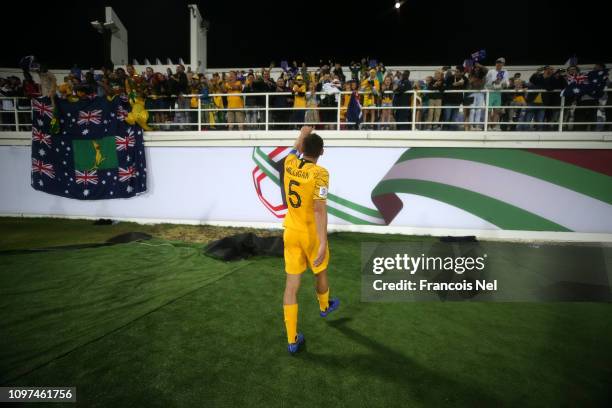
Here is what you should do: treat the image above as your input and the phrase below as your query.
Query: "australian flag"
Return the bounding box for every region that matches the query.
[346,91,362,127]
[30,96,147,200]
[470,49,486,62]
[463,49,486,73]
[562,67,610,99]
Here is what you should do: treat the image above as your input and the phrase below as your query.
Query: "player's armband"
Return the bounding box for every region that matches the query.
[313,168,329,200]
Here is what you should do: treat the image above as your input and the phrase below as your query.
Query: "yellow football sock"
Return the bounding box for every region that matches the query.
[317,289,329,312]
[283,303,298,344]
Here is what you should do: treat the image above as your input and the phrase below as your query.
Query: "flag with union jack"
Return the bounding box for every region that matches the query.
[115,129,135,151]
[562,67,610,99]
[77,109,103,126]
[31,95,147,199]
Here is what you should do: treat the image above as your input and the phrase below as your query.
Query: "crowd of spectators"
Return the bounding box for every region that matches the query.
[1,57,610,131]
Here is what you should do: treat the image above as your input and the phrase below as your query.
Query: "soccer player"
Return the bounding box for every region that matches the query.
[282,126,340,355]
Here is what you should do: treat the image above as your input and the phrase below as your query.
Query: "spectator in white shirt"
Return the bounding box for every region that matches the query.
[485,57,510,130]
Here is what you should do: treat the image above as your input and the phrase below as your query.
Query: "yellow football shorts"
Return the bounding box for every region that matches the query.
[283,227,330,275]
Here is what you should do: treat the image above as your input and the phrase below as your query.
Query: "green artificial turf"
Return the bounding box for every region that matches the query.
[0,217,611,407]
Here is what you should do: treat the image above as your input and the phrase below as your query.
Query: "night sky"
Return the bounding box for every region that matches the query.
[2,0,610,69]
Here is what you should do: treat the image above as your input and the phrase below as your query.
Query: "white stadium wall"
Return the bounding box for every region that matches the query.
[2,143,612,242]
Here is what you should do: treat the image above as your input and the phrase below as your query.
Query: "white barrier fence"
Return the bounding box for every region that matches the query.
[1,88,610,133]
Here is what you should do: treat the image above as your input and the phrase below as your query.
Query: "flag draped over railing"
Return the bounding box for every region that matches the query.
[30,96,147,199]
[346,91,362,126]
[562,68,610,99]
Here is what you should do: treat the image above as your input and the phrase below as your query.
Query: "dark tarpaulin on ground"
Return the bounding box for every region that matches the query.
[203,233,283,261]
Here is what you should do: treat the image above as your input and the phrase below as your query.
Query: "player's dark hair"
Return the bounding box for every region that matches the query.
[302,133,324,158]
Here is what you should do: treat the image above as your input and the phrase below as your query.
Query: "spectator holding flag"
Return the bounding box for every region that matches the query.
[485,57,510,130]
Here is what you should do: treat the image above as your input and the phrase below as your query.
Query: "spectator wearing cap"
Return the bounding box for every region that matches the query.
[443,66,468,130]
[360,69,380,128]
[291,74,307,127]
[484,57,510,130]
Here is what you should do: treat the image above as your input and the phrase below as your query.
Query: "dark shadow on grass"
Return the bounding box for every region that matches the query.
[301,317,502,406]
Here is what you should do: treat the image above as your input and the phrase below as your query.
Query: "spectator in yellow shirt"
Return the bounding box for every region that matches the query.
[291,75,307,127]
[340,82,352,123]
[360,69,380,126]
[224,71,245,130]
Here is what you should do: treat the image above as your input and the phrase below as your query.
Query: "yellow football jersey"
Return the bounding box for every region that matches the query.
[283,152,329,232]
[292,84,307,108]
[360,78,380,107]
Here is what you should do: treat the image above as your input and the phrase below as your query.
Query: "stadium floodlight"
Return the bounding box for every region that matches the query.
[103,21,119,33]
[90,20,104,33]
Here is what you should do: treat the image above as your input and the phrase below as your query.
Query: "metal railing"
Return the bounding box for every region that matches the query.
[1,88,610,132]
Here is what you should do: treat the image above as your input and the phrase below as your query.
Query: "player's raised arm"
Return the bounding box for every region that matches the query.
[293,126,313,155]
